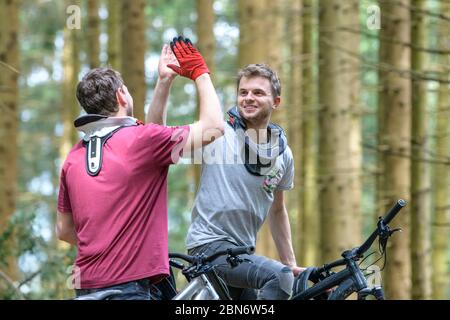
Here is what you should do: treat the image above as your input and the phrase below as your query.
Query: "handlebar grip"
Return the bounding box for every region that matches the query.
[204,245,255,263]
[169,252,194,264]
[382,199,407,224]
[227,246,255,256]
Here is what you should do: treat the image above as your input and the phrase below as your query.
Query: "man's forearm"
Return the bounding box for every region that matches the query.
[269,208,297,267]
[195,73,223,130]
[146,76,174,125]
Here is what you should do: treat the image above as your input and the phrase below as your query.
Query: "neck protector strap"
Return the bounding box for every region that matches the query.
[74,114,142,176]
[226,107,287,176]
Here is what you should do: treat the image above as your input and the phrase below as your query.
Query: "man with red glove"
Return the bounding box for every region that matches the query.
[56,36,223,300]
[149,56,302,299]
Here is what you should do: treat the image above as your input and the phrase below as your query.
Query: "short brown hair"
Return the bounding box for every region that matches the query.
[76,68,124,115]
[236,64,281,98]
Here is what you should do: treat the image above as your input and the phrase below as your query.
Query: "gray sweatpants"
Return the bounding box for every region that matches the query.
[188,240,294,300]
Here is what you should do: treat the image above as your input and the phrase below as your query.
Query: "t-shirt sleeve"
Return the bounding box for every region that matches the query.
[276,147,294,190]
[140,124,190,166]
[57,166,72,213]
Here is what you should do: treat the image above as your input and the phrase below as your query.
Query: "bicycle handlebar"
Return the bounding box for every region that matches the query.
[169,252,195,264]
[356,199,406,256]
[205,246,255,263]
[169,245,255,266]
[315,199,407,274]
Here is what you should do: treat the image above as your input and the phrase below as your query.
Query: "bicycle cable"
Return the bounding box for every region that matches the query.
[359,235,390,274]
[377,234,391,271]
[360,252,385,276]
[358,251,377,268]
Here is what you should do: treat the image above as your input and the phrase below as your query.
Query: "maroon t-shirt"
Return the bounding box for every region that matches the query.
[58,123,189,289]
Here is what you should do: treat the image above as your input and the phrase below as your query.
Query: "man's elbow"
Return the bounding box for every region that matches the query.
[214,121,225,136]
[202,120,224,139]
[55,225,73,244]
[56,227,67,242]
[208,121,224,141]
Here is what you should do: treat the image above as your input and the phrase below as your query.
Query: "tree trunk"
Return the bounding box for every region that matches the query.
[87,0,100,68]
[121,0,146,121]
[300,0,319,267]
[238,0,266,67]
[195,0,216,191]
[60,4,81,163]
[378,0,412,299]
[286,0,303,264]
[238,0,283,260]
[0,0,19,282]
[318,0,362,263]
[410,0,431,300]
[431,0,450,300]
[265,0,285,127]
[107,0,121,71]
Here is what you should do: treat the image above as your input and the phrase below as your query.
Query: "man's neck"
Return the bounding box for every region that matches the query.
[115,108,128,117]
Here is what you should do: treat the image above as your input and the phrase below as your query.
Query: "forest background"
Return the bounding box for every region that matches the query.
[0,0,448,299]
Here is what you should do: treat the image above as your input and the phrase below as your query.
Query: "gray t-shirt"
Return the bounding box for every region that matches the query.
[186,123,295,249]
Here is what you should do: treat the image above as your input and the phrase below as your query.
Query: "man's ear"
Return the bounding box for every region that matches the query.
[272,96,281,110]
[116,86,127,107]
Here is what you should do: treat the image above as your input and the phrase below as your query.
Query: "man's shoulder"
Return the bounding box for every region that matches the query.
[66,141,84,158]
[60,141,85,171]
[283,145,294,161]
[131,123,189,139]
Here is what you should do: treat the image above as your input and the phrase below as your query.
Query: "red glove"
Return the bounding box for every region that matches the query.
[167,36,210,81]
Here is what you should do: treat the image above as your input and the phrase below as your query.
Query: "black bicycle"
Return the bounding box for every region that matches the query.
[291,199,407,300]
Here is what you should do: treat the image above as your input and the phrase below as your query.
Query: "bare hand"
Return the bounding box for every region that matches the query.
[292,266,307,277]
[158,44,178,80]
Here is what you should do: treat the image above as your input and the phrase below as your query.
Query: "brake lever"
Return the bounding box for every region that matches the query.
[377,217,401,240]
[226,255,253,268]
[389,227,402,236]
[226,255,241,268]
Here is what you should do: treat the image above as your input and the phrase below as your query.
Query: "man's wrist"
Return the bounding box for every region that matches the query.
[283,261,297,268]
[194,73,210,82]
[158,75,175,84]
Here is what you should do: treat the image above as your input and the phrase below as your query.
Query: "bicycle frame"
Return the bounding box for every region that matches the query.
[291,258,375,300]
[173,274,220,300]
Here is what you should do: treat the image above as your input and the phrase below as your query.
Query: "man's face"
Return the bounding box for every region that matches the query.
[237,76,279,126]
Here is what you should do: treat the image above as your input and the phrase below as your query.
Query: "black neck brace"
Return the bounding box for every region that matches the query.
[226,107,287,176]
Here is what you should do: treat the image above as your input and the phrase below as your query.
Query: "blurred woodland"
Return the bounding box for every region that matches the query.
[0,0,449,299]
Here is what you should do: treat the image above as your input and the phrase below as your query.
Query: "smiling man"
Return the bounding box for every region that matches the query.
[186,64,302,300]
[148,63,302,300]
